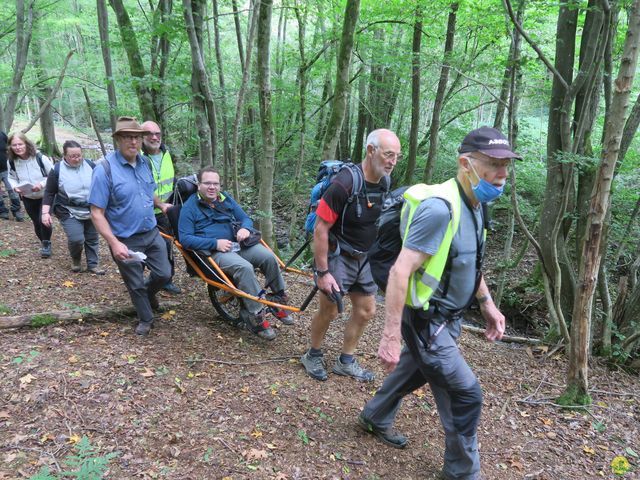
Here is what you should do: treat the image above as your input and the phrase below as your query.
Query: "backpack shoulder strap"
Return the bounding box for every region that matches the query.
[86,159,96,169]
[35,152,48,177]
[344,163,364,198]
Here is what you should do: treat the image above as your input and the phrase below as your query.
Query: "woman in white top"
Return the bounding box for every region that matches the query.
[7,132,54,257]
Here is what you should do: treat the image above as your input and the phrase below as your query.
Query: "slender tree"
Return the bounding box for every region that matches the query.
[256,0,276,246]
[566,0,640,403]
[2,0,34,132]
[97,0,118,131]
[321,0,360,160]
[404,6,423,185]
[423,2,458,183]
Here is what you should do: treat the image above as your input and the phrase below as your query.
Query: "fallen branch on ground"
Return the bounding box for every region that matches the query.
[0,302,180,329]
[462,324,541,345]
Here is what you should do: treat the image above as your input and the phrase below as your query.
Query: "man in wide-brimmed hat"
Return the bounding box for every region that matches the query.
[89,116,172,336]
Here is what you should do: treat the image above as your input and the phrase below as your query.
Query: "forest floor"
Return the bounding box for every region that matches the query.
[0,212,639,480]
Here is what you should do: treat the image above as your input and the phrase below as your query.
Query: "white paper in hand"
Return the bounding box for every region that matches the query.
[123,249,147,263]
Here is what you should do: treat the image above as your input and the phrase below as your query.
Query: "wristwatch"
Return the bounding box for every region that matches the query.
[315,268,330,277]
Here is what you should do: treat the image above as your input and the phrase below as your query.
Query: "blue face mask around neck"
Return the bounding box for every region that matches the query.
[469,160,504,203]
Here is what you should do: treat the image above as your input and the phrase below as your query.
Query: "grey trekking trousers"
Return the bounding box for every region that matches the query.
[362,306,482,480]
[212,243,286,315]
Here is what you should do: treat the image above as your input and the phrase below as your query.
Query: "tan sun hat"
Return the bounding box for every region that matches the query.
[113,116,147,137]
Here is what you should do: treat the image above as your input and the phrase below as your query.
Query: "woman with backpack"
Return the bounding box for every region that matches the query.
[41,140,104,274]
[7,132,54,257]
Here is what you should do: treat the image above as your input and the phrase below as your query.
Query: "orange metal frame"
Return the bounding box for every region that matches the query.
[160,232,313,313]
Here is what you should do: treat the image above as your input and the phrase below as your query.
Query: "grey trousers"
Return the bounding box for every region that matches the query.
[60,216,100,268]
[113,229,171,324]
[212,243,285,315]
[362,307,482,480]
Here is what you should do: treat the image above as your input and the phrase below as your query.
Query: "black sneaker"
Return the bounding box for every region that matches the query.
[40,240,52,258]
[300,350,328,381]
[357,414,407,449]
[162,282,182,294]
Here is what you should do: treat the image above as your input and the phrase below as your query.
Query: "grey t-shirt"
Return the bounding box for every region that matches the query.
[402,196,484,311]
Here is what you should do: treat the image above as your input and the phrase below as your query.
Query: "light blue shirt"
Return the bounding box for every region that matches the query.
[89,150,157,238]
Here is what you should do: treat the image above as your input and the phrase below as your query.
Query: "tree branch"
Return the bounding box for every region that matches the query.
[21,49,75,134]
[502,0,568,90]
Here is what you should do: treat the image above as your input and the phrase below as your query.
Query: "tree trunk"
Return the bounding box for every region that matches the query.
[256,0,276,246]
[404,8,422,185]
[97,0,118,131]
[109,0,156,121]
[423,3,458,183]
[537,1,578,340]
[320,0,360,160]
[289,2,308,242]
[351,69,368,163]
[565,0,640,403]
[183,0,218,167]
[2,0,34,132]
[494,0,524,130]
[230,0,259,200]
[212,0,231,186]
[149,0,172,127]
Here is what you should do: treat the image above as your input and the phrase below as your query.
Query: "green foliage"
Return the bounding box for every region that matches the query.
[556,384,592,408]
[297,429,309,445]
[0,248,18,258]
[0,304,12,315]
[29,436,119,480]
[30,314,57,328]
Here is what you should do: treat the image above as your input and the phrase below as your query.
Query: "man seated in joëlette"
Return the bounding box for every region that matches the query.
[177,167,292,341]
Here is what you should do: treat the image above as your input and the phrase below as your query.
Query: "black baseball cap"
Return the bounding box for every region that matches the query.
[458,126,522,160]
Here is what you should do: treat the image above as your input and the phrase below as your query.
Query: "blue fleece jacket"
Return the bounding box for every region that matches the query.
[178,191,253,251]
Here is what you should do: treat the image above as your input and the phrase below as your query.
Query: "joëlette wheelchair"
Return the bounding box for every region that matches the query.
[159,175,318,328]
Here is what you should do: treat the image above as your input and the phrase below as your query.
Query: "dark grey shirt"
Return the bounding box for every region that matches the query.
[402,196,484,311]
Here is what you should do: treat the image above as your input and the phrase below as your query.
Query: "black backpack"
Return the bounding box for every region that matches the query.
[367,186,409,292]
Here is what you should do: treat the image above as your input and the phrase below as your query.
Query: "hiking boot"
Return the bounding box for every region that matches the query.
[246,312,276,341]
[40,240,52,258]
[14,213,25,222]
[135,320,153,336]
[267,291,294,325]
[71,258,82,273]
[0,213,9,220]
[357,413,407,449]
[270,306,294,325]
[87,266,106,275]
[333,357,375,382]
[162,282,182,294]
[300,350,328,381]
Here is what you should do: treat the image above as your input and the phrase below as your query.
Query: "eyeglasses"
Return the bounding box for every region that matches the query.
[119,134,142,142]
[145,132,162,138]
[470,156,511,170]
[201,182,221,188]
[377,147,403,161]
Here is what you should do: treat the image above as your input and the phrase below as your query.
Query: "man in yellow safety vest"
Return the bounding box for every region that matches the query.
[141,120,180,294]
[358,126,520,480]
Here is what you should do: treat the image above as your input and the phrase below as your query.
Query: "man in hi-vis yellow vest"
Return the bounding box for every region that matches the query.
[141,120,180,294]
[358,127,520,480]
